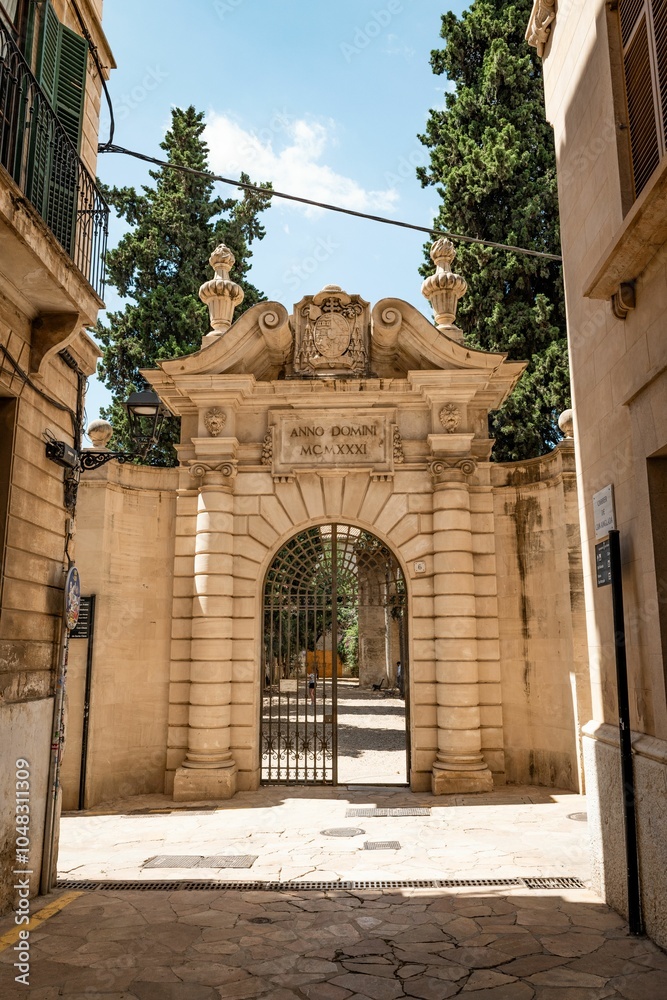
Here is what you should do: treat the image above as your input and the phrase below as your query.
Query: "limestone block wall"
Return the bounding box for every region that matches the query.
[0,296,97,909]
[71,443,586,803]
[491,442,588,791]
[61,464,177,808]
[538,0,667,947]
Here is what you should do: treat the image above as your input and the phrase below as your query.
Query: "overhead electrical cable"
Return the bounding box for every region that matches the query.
[98,143,563,263]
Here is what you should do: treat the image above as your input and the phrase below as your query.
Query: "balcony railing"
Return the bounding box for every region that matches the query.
[0,21,108,300]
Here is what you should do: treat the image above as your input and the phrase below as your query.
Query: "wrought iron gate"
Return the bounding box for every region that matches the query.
[261,524,407,784]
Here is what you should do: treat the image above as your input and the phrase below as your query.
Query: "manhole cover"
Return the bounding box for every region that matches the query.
[567,812,588,822]
[364,841,401,851]
[321,828,365,838]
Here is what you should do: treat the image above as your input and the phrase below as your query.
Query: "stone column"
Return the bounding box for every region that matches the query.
[431,459,493,794]
[173,463,237,801]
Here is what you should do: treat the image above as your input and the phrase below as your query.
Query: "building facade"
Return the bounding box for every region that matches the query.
[66,242,589,812]
[529,0,667,947]
[0,0,113,910]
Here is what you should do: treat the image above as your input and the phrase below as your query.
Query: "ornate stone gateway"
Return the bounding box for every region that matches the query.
[145,237,540,801]
[261,524,407,784]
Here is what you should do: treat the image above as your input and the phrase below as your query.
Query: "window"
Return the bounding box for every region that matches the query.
[0,1,20,23]
[618,0,667,199]
[0,2,31,56]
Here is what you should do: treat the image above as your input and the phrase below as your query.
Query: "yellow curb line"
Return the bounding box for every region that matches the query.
[0,891,83,953]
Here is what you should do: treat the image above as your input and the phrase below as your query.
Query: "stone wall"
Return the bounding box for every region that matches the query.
[536,0,667,948]
[0,291,98,908]
[492,441,588,791]
[60,464,177,809]
[68,440,586,806]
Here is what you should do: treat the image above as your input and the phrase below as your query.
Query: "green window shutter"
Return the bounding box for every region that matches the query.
[53,22,88,151]
[36,1,60,106]
[36,1,88,151]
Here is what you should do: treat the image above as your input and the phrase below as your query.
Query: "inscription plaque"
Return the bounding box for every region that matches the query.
[272,411,393,477]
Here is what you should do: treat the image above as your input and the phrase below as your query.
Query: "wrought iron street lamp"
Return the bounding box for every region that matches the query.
[78,390,167,471]
[46,389,167,473]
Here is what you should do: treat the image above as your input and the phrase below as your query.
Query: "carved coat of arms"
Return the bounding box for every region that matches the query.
[291,285,370,377]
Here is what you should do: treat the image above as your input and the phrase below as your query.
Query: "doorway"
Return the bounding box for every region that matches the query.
[261,523,409,785]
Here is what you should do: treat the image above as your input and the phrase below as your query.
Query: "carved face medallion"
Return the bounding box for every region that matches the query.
[313,312,351,359]
[204,407,226,437]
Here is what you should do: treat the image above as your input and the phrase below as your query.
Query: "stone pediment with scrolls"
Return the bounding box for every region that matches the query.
[151,243,522,376]
[145,239,527,426]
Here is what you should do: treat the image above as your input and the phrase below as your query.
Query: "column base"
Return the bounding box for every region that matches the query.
[431,766,494,795]
[173,764,237,802]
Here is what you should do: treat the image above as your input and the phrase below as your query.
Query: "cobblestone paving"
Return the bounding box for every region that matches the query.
[2,884,667,998]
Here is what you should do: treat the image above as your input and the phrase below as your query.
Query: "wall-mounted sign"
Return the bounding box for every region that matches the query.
[64,566,81,631]
[593,484,616,540]
[595,539,612,588]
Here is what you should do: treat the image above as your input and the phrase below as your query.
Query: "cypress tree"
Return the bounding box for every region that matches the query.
[97,106,272,466]
[418,0,569,461]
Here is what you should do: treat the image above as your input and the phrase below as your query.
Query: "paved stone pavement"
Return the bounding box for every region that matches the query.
[336,682,407,785]
[2,883,667,998]
[57,786,591,883]
[2,786,666,997]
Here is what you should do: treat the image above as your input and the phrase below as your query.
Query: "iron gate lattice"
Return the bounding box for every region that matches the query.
[261,524,407,784]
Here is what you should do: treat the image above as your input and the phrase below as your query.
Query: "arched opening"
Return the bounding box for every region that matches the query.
[261,523,409,785]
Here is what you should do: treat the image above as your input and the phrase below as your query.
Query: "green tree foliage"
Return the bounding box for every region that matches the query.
[418,0,570,461]
[97,106,271,466]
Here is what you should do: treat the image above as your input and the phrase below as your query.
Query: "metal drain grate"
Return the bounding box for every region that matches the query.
[143,855,258,870]
[57,876,586,892]
[346,808,431,817]
[523,877,586,890]
[144,856,201,869]
[321,828,365,838]
[197,856,258,869]
[364,841,401,850]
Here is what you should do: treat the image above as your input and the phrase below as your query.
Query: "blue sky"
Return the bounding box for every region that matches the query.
[88,0,467,423]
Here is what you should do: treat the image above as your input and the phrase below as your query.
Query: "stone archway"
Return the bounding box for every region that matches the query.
[260,523,409,785]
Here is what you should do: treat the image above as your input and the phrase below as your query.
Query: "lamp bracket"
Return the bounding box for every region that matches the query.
[79,451,136,472]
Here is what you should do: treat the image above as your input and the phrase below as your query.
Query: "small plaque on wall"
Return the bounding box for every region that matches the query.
[595,539,612,588]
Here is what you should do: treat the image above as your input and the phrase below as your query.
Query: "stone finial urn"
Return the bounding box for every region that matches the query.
[558,408,574,439]
[421,238,468,342]
[199,244,245,334]
[86,419,113,449]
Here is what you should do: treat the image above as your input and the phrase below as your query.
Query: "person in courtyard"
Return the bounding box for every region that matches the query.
[396,660,404,698]
[308,666,318,707]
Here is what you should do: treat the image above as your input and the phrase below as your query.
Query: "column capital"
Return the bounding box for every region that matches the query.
[429,457,478,486]
[188,461,237,487]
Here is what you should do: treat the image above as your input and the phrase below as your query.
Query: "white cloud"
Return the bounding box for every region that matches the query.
[205,112,399,216]
[383,34,415,59]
